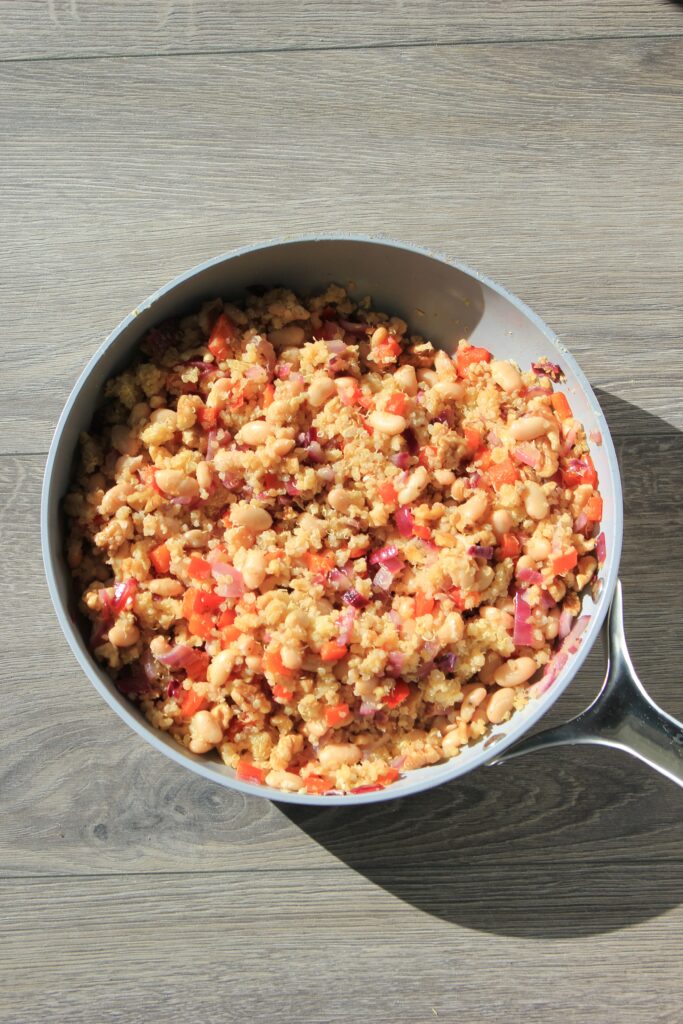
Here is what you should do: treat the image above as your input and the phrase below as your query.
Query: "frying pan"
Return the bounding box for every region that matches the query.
[41,235,683,804]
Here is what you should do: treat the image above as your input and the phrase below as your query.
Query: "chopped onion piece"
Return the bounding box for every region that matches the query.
[337,606,357,645]
[517,567,543,585]
[558,608,574,639]
[373,565,395,591]
[513,591,534,646]
[513,444,541,469]
[395,506,414,538]
[596,532,606,564]
[343,588,368,608]
[210,563,245,596]
[468,545,494,560]
[390,451,411,469]
[369,544,400,566]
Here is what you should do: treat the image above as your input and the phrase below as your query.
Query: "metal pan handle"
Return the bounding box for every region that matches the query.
[488,581,683,788]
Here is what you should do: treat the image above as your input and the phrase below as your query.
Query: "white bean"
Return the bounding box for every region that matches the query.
[108,617,140,648]
[491,360,522,393]
[491,509,513,537]
[493,656,537,687]
[486,688,515,723]
[397,466,428,505]
[319,743,361,769]
[368,410,407,436]
[437,611,465,644]
[458,490,488,525]
[393,364,418,396]
[189,710,223,754]
[242,549,266,590]
[207,649,235,687]
[434,349,457,380]
[308,376,337,407]
[509,415,551,442]
[237,420,275,446]
[230,505,273,532]
[524,481,549,520]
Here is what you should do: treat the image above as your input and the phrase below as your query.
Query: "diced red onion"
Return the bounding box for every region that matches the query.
[289,371,304,385]
[391,755,407,770]
[370,544,400,566]
[469,472,482,488]
[141,647,159,683]
[532,651,568,696]
[337,606,357,645]
[403,427,419,455]
[244,365,267,381]
[169,494,196,506]
[386,651,406,674]
[395,506,414,538]
[513,591,534,646]
[390,451,411,469]
[156,644,196,669]
[487,430,501,447]
[558,608,574,639]
[434,652,458,673]
[538,590,556,611]
[359,700,380,717]
[574,511,589,532]
[285,479,300,496]
[563,614,590,655]
[561,425,578,455]
[218,472,242,490]
[373,565,396,590]
[422,639,440,660]
[325,338,349,355]
[343,588,368,608]
[531,360,563,381]
[327,567,351,591]
[589,429,603,445]
[211,563,245,596]
[517,567,543,585]
[513,444,542,469]
[275,363,291,379]
[468,545,494,560]
[111,579,137,616]
[206,430,219,461]
[388,610,402,627]
[338,318,368,336]
[596,532,606,564]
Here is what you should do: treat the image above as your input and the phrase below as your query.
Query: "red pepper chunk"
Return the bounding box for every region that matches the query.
[179,688,209,719]
[188,556,212,580]
[235,760,266,785]
[384,680,410,708]
[149,542,171,574]
[304,775,333,794]
[325,703,350,727]
[208,312,237,362]
[456,345,491,377]
[378,481,398,505]
[272,684,295,703]
[553,549,578,575]
[385,392,407,416]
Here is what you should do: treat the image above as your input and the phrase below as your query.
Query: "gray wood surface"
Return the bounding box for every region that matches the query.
[2,2,682,1022]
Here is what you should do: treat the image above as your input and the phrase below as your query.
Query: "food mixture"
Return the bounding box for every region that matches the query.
[64,285,605,795]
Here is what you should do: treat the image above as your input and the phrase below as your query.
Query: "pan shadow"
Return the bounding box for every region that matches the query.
[282,390,683,938]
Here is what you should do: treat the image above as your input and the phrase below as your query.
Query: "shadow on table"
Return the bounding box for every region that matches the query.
[283,391,683,938]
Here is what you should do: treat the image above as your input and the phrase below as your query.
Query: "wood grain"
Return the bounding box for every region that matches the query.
[0,0,681,62]
[2,868,683,1024]
[3,7,683,1021]
[1,36,682,454]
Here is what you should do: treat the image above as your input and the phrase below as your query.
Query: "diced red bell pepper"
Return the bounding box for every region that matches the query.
[149,542,171,574]
[384,680,410,708]
[188,556,212,580]
[498,533,521,559]
[413,524,432,541]
[179,688,209,718]
[487,458,519,491]
[377,767,400,787]
[551,392,573,420]
[304,775,333,794]
[553,549,578,575]
[378,481,398,505]
[325,702,350,727]
[385,392,407,416]
[456,345,491,376]
[208,312,237,362]
[235,760,266,785]
[264,648,294,677]
[272,684,295,703]
[197,405,219,430]
[320,642,348,662]
[187,611,214,640]
[184,649,210,681]
[584,493,603,521]
[414,590,435,617]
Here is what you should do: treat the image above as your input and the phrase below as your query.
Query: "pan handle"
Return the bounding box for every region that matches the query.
[487,581,683,788]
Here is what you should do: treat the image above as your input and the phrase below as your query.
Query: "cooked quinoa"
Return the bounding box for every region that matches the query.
[64,285,604,795]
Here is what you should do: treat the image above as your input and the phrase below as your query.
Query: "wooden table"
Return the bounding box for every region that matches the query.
[2,3,682,1021]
